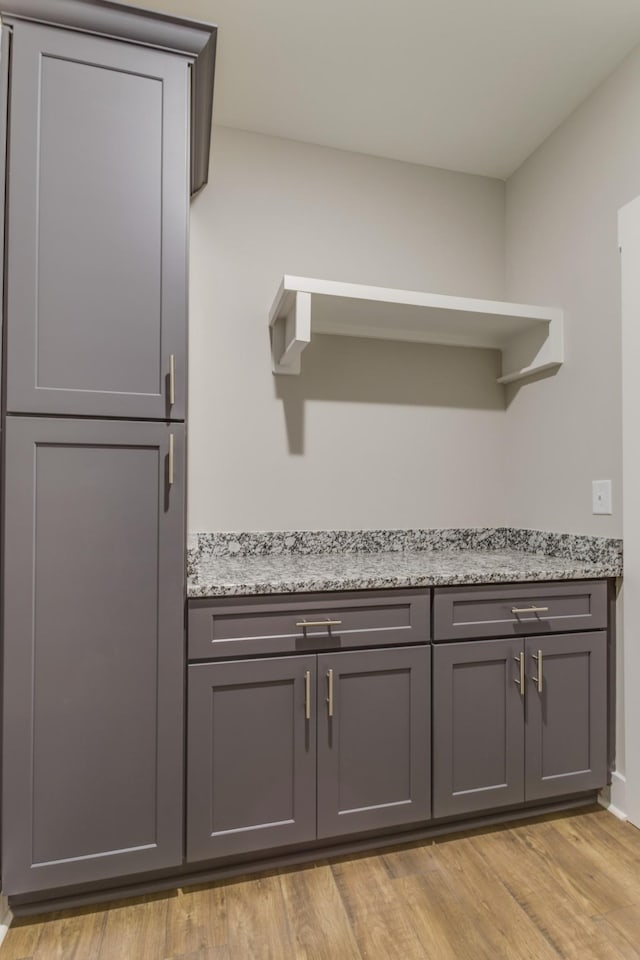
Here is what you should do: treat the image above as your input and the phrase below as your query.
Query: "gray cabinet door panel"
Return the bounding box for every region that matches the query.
[525,632,607,801]
[432,638,525,818]
[187,656,317,863]
[2,417,185,895]
[316,646,430,839]
[6,22,189,419]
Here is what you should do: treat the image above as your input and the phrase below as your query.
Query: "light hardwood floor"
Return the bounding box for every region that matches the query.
[2,806,640,959]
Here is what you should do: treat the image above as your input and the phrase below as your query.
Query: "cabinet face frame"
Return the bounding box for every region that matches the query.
[2,417,186,895]
[4,21,189,420]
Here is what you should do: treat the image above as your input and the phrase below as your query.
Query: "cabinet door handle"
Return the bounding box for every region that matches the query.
[327,669,334,717]
[295,619,342,629]
[513,653,524,696]
[532,651,543,693]
[168,433,175,486]
[304,670,311,721]
[511,606,549,615]
[169,354,176,407]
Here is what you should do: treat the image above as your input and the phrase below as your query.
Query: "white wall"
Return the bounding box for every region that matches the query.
[504,45,640,797]
[188,126,506,532]
[618,198,640,820]
[503,46,640,539]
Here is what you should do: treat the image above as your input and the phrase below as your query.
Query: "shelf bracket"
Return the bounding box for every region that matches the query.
[497,313,564,384]
[269,286,311,375]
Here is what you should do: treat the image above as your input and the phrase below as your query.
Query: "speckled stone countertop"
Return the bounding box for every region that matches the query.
[187,528,622,598]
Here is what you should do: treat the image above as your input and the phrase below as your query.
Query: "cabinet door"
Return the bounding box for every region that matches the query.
[2,417,185,895]
[5,22,189,419]
[525,632,607,801]
[187,656,317,862]
[432,638,524,818]
[316,646,430,839]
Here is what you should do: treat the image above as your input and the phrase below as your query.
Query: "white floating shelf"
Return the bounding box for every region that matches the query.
[269,276,564,385]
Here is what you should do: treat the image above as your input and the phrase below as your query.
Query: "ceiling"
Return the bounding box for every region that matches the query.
[123,0,640,179]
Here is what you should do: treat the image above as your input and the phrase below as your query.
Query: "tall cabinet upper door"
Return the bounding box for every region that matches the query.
[5,22,189,419]
[2,417,185,895]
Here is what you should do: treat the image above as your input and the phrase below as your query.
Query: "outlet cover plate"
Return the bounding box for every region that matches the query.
[592,479,612,515]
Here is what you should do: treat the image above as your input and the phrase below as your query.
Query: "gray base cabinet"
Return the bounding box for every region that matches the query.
[433,631,607,819]
[187,645,430,863]
[2,418,186,895]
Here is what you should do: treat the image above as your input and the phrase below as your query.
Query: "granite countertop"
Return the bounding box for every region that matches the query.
[187,528,622,598]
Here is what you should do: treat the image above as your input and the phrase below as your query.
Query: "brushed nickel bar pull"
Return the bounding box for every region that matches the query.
[327,669,334,717]
[532,651,543,693]
[169,354,176,407]
[511,606,550,615]
[168,433,175,486]
[295,619,343,629]
[304,670,311,721]
[513,653,524,696]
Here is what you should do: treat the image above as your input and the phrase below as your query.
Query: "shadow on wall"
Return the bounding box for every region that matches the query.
[273,334,507,455]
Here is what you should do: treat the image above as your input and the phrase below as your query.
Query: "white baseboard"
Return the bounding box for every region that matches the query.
[599,770,627,820]
[0,896,12,947]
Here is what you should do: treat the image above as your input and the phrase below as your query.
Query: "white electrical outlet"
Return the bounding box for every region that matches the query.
[592,479,612,515]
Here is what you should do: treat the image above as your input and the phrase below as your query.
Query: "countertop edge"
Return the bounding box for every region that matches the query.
[187,562,620,599]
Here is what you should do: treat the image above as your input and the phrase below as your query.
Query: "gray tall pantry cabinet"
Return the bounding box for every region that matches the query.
[0,0,216,899]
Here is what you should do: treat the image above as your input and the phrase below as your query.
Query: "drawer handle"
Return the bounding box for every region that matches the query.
[532,651,543,693]
[169,354,176,407]
[327,669,334,718]
[168,433,175,486]
[304,670,311,721]
[513,653,525,696]
[511,606,549,615]
[296,619,343,629]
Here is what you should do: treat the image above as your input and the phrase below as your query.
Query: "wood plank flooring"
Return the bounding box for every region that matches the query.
[3,806,640,960]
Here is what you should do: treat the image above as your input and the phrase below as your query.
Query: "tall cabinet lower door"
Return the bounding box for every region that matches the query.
[2,417,185,896]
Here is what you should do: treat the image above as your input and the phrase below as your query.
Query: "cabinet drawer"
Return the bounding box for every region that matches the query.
[188,589,430,660]
[433,580,607,642]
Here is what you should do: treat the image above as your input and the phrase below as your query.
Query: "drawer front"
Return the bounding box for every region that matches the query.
[433,580,607,642]
[188,589,430,660]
